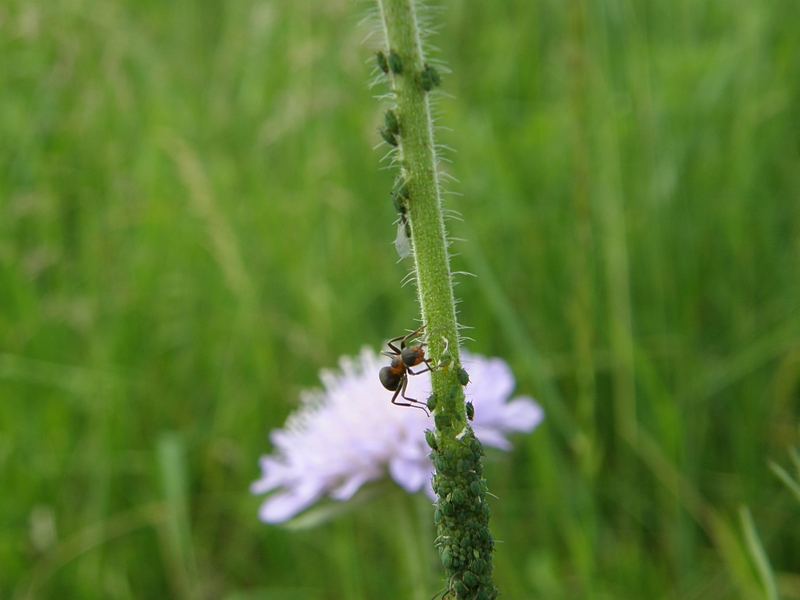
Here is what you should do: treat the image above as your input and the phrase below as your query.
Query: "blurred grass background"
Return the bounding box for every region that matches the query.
[2,0,800,598]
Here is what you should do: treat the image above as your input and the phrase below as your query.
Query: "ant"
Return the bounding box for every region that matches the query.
[379,325,433,414]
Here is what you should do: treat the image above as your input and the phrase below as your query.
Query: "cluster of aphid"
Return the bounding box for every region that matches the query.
[376,49,441,90]
[373,47,442,262]
[426,415,497,600]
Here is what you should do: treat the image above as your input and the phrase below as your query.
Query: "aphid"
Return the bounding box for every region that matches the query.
[387,50,403,75]
[465,401,475,421]
[462,571,479,589]
[379,325,433,413]
[391,176,409,214]
[390,176,411,258]
[420,64,441,91]
[395,214,412,258]
[392,191,406,215]
[393,176,410,199]
[380,126,398,147]
[380,109,400,147]
[384,109,400,136]
[376,51,389,74]
[425,429,438,450]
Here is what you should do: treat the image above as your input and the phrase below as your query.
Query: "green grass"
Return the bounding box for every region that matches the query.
[2,0,800,598]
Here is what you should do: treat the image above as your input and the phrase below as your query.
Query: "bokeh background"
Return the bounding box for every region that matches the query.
[3,0,800,597]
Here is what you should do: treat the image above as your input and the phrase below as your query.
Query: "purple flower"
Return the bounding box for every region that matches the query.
[251,347,544,524]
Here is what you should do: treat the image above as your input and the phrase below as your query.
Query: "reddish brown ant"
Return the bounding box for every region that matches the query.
[379,325,433,414]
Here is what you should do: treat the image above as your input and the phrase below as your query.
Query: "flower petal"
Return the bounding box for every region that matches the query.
[251,347,543,524]
[330,469,380,501]
[500,397,545,432]
[389,455,431,492]
[257,487,324,524]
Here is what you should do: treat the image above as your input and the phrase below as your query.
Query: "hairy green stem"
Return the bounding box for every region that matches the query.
[375,1,498,597]
[378,0,459,371]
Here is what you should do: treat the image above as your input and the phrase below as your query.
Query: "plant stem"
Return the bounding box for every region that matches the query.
[375,1,498,597]
[378,0,459,373]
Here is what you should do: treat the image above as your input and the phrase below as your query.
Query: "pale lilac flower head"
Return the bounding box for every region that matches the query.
[251,347,543,524]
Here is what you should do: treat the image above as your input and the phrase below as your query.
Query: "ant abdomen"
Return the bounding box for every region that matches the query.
[379,365,403,391]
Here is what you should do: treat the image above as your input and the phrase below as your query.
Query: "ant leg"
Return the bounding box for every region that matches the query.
[400,325,426,349]
[402,400,430,415]
[386,335,406,355]
[408,324,426,337]
[407,358,435,376]
[391,376,430,415]
[389,377,406,406]
[401,387,431,415]
[390,376,417,407]
[387,325,426,355]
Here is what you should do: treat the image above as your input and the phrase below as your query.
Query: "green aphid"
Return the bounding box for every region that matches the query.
[393,176,410,199]
[391,176,410,210]
[465,401,474,421]
[434,454,447,472]
[471,558,487,574]
[463,571,479,588]
[449,384,460,399]
[387,50,403,74]
[427,393,438,412]
[420,63,442,91]
[457,367,470,386]
[425,429,438,450]
[376,51,389,74]
[392,194,405,215]
[435,412,452,429]
[380,126,398,147]
[440,546,453,568]
[470,481,482,496]
[384,109,399,135]
[470,437,484,455]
